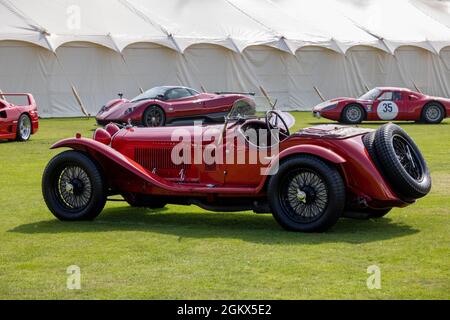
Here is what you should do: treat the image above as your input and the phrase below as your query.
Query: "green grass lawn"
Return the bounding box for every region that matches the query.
[0,113,449,299]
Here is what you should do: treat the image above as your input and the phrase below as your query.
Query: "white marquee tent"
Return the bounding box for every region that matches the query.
[0,0,449,117]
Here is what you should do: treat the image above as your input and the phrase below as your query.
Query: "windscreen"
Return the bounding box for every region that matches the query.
[131,87,167,102]
[359,88,381,101]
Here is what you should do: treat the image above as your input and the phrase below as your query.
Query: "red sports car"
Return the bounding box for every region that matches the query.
[0,93,39,141]
[96,86,250,127]
[43,99,431,232]
[312,87,450,124]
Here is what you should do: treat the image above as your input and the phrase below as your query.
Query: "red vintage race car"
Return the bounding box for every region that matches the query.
[0,93,39,141]
[43,99,431,232]
[312,87,450,124]
[96,86,251,127]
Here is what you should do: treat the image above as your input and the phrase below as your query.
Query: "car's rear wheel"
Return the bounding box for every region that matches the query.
[143,106,165,127]
[268,155,345,232]
[122,193,166,209]
[421,103,444,124]
[16,114,32,141]
[42,150,107,221]
[341,104,364,124]
[366,123,431,200]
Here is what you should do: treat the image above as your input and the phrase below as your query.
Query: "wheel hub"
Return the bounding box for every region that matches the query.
[65,183,74,193]
[58,166,92,210]
[303,186,316,204]
[296,190,306,203]
[348,107,361,121]
[427,106,440,121]
[282,169,329,223]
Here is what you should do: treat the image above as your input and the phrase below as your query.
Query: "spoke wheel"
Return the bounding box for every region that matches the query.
[56,166,93,210]
[42,151,107,221]
[268,155,345,232]
[372,123,431,200]
[392,134,423,181]
[280,169,328,223]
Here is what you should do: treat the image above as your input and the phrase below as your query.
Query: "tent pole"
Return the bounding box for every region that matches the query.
[412,81,422,94]
[119,53,144,94]
[313,86,326,102]
[52,52,90,117]
[363,83,370,92]
[259,86,275,110]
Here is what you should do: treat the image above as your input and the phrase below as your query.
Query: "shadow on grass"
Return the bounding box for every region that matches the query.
[9,206,419,244]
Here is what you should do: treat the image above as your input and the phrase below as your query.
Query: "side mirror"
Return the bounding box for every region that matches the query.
[156,94,165,100]
[118,93,124,99]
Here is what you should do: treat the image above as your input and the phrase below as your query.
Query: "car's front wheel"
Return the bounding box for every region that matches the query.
[42,150,107,221]
[341,104,364,124]
[143,106,165,127]
[268,155,345,232]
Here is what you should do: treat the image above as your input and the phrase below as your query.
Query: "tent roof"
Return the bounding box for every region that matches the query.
[0,0,449,54]
[335,0,450,53]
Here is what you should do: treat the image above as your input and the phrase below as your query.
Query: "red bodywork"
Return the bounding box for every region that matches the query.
[0,93,38,140]
[52,121,410,211]
[96,90,247,126]
[312,87,450,122]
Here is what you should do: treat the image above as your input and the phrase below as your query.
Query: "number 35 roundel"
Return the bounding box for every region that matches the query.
[377,101,399,120]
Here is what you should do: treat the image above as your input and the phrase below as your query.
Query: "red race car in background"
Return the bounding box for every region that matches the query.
[96,86,252,127]
[312,87,450,124]
[0,93,38,141]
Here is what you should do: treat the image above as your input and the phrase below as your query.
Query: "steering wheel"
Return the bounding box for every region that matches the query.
[265,110,290,141]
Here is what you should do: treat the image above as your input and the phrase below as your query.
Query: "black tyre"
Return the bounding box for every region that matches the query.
[373,123,431,200]
[362,130,383,169]
[268,155,345,232]
[122,193,166,209]
[16,114,32,141]
[42,150,107,221]
[143,106,165,127]
[421,103,444,124]
[341,104,364,124]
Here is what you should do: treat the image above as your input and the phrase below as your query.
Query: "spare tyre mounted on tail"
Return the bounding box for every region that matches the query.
[363,123,431,201]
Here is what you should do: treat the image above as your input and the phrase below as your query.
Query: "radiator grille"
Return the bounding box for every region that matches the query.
[134,147,189,171]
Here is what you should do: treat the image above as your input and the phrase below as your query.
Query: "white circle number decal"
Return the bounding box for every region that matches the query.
[377,101,399,120]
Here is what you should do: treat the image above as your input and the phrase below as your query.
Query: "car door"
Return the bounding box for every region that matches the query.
[372,90,405,121]
[164,88,201,117]
[222,125,271,187]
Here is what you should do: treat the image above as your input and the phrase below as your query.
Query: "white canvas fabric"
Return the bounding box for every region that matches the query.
[0,0,449,117]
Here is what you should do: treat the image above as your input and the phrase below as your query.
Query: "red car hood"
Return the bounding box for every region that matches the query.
[112,124,224,144]
[97,99,149,120]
